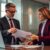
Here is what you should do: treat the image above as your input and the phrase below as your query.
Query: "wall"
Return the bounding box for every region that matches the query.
[49,1,50,9]
[0,0,1,17]
[22,0,48,33]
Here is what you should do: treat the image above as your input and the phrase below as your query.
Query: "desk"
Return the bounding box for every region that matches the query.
[0,45,42,50]
[1,45,50,50]
[43,46,50,50]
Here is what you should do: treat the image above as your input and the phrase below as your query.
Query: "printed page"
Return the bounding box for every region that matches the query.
[12,29,32,38]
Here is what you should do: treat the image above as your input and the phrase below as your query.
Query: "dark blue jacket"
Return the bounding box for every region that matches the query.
[0,16,20,45]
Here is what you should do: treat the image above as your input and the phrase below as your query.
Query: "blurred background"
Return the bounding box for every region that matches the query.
[0,0,49,34]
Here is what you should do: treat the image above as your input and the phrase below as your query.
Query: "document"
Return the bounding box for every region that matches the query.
[11,45,41,49]
[11,45,23,48]
[12,29,32,38]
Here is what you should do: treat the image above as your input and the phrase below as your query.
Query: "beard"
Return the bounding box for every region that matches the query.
[12,14,14,17]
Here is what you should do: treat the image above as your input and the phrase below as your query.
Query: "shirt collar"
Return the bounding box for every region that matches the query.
[41,19,47,24]
[5,16,13,20]
[5,16,10,21]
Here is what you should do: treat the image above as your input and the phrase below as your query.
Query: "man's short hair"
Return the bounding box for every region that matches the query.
[5,3,15,10]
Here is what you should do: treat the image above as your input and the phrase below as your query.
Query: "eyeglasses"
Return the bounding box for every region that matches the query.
[8,10,17,14]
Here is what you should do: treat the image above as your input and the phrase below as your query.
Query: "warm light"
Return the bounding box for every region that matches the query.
[28,7,33,25]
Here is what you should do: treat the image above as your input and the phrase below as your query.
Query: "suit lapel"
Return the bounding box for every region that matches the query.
[38,23,43,36]
[3,17,10,29]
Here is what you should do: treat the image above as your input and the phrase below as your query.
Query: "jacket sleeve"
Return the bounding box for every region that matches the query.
[39,23,50,41]
[0,19,11,37]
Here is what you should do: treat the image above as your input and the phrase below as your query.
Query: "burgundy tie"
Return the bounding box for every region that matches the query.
[9,19,15,44]
[9,19,13,28]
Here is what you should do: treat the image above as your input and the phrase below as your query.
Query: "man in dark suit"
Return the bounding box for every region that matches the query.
[0,3,21,45]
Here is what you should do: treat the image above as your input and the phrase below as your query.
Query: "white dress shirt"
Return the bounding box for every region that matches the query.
[40,19,47,45]
[5,16,15,28]
[41,19,47,37]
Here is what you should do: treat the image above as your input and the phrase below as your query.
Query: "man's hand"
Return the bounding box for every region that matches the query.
[8,27,17,33]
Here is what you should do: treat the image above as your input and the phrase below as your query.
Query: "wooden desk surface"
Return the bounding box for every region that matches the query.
[0,45,42,50]
[43,46,50,50]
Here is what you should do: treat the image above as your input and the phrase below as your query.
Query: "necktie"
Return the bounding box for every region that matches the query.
[9,19,15,44]
[9,19,14,28]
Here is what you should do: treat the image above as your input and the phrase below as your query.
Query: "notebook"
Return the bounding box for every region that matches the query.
[0,31,5,48]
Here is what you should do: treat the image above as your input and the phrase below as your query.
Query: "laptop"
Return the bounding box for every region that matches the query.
[0,31,5,48]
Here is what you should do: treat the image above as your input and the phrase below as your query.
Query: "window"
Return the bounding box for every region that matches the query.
[1,0,6,17]
[1,3,6,17]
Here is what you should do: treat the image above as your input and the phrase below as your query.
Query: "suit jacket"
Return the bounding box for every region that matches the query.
[0,16,20,45]
[38,19,50,45]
